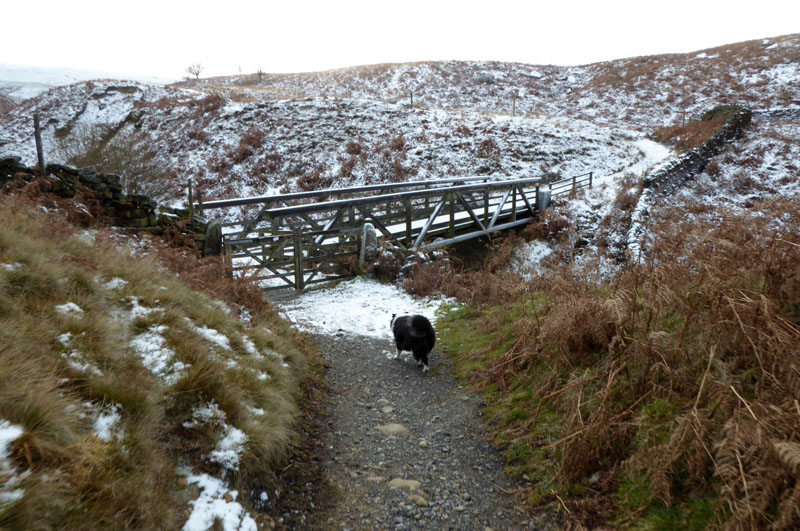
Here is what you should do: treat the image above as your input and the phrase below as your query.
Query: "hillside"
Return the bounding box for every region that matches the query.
[0,190,316,529]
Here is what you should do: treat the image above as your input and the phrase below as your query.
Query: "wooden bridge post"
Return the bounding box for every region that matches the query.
[404,199,412,246]
[449,193,455,239]
[589,172,593,188]
[511,186,517,222]
[293,230,305,291]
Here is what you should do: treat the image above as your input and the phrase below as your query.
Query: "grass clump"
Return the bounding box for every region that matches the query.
[0,192,313,529]
[433,197,800,528]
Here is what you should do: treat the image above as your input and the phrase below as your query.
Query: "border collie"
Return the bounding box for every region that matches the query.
[391,314,435,372]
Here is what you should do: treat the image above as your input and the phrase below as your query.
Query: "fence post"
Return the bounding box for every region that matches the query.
[511,186,517,222]
[449,193,455,239]
[187,180,194,219]
[293,230,304,291]
[484,188,489,225]
[535,184,540,212]
[33,113,46,176]
[589,172,593,189]
[405,199,412,247]
[572,175,576,193]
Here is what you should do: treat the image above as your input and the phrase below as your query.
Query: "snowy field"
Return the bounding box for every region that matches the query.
[274,277,447,339]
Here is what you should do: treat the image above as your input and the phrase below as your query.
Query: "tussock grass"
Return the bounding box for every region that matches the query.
[433,197,800,528]
[0,192,311,529]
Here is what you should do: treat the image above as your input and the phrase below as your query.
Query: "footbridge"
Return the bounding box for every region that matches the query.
[198,173,592,290]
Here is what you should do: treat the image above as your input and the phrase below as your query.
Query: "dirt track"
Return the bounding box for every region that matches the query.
[273,329,558,530]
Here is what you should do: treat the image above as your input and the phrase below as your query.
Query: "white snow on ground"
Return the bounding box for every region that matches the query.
[0,420,26,505]
[188,321,232,351]
[93,404,123,443]
[514,240,553,279]
[182,471,257,531]
[129,325,187,385]
[275,277,445,338]
[55,302,84,314]
[516,138,673,275]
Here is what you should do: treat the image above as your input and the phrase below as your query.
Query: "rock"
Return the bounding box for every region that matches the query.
[387,478,421,491]
[204,218,222,256]
[381,406,393,414]
[359,222,379,269]
[366,475,385,482]
[407,494,429,507]
[375,423,408,436]
[418,439,429,449]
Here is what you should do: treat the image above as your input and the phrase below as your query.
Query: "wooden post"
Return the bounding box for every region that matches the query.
[572,175,576,194]
[410,91,413,107]
[197,188,204,216]
[187,180,194,218]
[483,188,489,225]
[511,186,517,222]
[449,193,455,239]
[293,230,305,291]
[589,171,593,189]
[512,96,516,117]
[223,244,233,278]
[404,199,412,247]
[34,113,46,176]
[535,184,540,212]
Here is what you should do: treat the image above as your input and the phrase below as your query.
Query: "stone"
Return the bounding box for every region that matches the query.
[418,440,429,449]
[204,218,223,256]
[387,478,421,491]
[358,222,379,269]
[366,475,385,482]
[407,494,428,507]
[381,406,393,414]
[375,423,408,436]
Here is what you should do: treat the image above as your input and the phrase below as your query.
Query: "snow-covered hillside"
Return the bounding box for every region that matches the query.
[199,34,800,129]
[0,80,653,204]
[0,63,176,102]
[1,33,797,224]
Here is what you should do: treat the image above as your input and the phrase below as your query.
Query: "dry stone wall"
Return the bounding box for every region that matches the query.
[0,156,221,256]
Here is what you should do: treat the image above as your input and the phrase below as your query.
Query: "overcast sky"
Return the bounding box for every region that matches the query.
[3,0,798,79]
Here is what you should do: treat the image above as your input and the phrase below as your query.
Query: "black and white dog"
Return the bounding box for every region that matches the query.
[391,314,436,373]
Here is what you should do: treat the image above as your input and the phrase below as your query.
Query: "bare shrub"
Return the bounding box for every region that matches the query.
[705,158,721,178]
[523,207,572,241]
[476,137,500,159]
[56,124,175,201]
[345,140,364,155]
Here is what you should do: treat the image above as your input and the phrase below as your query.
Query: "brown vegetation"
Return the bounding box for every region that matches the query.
[430,197,800,528]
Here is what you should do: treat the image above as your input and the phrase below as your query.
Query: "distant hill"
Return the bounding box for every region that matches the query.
[0,63,178,103]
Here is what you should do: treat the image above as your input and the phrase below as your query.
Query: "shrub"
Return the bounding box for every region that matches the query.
[56,124,176,201]
[476,137,500,159]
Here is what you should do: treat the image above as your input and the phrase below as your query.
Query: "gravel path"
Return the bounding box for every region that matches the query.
[278,328,554,530]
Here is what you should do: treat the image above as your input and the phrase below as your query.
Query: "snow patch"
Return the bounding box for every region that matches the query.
[182,472,257,531]
[275,277,444,338]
